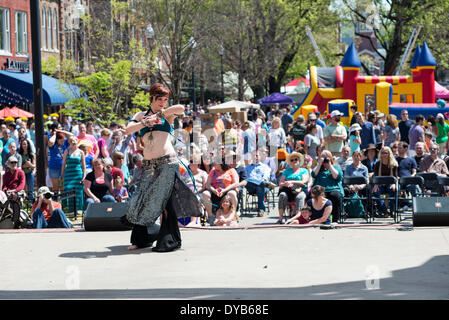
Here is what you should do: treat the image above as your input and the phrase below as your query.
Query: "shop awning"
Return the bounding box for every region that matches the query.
[0,70,80,105]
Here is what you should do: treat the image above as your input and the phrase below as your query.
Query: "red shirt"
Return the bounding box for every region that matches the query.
[2,168,26,192]
[297,216,309,224]
[31,201,63,222]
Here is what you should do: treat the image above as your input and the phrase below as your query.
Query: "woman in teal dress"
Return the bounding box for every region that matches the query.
[61,136,86,213]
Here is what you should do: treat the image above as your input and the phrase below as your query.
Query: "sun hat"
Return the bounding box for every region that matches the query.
[286,152,304,167]
[7,155,18,163]
[330,110,343,117]
[363,143,378,156]
[373,110,385,118]
[37,186,54,197]
[349,123,362,132]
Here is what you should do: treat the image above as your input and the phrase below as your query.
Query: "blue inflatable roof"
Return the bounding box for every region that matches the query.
[410,45,421,69]
[340,43,361,68]
[417,42,436,67]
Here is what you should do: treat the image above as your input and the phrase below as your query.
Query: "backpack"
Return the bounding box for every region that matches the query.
[0,193,32,229]
[344,192,365,218]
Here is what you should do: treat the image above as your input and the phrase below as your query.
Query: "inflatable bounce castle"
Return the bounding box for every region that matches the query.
[292,41,449,124]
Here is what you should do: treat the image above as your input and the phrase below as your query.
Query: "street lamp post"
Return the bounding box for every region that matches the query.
[219,45,224,103]
[190,37,197,112]
[73,0,85,72]
[145,24,156,84]
[30,0,45,186]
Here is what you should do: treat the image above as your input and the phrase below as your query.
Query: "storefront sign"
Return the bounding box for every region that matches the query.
[4,58,30,72]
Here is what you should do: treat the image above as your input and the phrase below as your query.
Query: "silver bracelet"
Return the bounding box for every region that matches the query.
[141,118,152,127]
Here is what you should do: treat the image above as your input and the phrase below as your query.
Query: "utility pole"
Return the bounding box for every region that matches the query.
[30,0,46,187]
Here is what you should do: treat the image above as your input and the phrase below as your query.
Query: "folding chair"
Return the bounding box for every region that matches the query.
[341,176,370,223]
[398,176,424,222]
[242,184,273,216]
[370,176,399,222]
[437,175,449,196]
[416,172,440,196]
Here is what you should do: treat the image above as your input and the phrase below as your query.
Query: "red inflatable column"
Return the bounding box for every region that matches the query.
[342,67,359,104]
[418,66,435,103]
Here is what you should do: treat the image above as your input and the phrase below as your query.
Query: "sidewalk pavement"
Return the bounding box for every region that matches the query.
[1,206,448,300]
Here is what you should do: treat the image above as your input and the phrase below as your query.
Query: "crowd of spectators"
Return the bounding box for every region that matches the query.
[2,100,449,228]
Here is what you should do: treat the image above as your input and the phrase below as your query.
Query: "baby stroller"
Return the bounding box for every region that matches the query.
[0,190,32,229]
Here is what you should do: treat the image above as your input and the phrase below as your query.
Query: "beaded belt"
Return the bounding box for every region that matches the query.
[142,154,177,169]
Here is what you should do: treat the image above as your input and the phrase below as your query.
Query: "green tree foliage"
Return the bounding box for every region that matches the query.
[41,56,59,77]
[58,2,156,125]
[338,0,449,75]
[208,0,337,99]
[132,0,208,104]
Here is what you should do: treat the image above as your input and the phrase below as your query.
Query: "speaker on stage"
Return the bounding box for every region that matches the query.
[413,197,449,226]
[84,202,132,231]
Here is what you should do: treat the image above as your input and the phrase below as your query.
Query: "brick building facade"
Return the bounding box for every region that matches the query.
[0,0,32,71]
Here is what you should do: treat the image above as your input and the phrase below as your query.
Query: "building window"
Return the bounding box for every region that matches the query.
[15,11,27,54]
[41,7,46,49]
[0,7,11,53]
[53,8,58,50]
[47,8,52,50]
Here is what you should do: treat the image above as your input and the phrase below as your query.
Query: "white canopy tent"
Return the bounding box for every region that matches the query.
[207,100,260,113]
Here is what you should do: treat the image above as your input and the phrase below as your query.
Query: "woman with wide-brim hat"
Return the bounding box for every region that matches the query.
[361,143,378,178]
[277,152,309,224]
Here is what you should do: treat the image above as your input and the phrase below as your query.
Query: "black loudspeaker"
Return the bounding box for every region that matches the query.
[84,202,132,231]
[413,197,449,226]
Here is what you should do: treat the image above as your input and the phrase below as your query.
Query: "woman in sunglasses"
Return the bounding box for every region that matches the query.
[311,150,344,223]
[372,146,398,217]
[277,152,309,224]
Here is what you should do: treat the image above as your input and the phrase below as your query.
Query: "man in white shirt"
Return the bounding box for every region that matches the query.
[245,151,272,216]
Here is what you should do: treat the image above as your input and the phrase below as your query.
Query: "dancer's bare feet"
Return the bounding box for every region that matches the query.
[127,245,138,250]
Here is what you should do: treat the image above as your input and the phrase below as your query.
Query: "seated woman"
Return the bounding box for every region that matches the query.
[372,146,398,217]
[83,158,116,207]
[344,150,369,195]
[202,161,239,225]
[277,152,309,224]
[307,185,333,225]
[311,150,344,223]
[214,195,238,227]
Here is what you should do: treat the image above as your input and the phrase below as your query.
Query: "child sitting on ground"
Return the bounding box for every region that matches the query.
[214,195,238,227]
[112,176,129,202]
[286,206,312,225]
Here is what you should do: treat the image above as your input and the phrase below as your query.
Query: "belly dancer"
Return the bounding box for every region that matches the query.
[124,83,202,252]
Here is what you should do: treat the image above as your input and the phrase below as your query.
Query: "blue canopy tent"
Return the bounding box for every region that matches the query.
[0,70,81,106]
[258,92,295,105]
